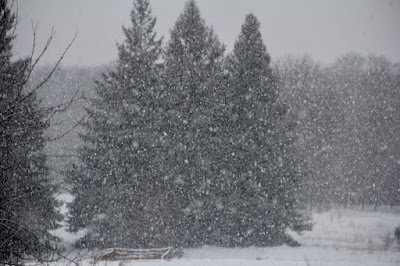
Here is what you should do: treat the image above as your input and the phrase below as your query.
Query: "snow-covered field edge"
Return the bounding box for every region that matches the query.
[35,193,400,266]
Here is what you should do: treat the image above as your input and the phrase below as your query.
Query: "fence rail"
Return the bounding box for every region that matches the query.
[96,247,177,261]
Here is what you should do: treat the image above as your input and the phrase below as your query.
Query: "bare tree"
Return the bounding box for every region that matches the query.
[0,0,78,264]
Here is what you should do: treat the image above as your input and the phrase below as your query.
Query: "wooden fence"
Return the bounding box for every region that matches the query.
[95,247,180,261]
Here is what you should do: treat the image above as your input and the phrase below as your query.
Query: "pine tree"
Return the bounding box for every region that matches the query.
[160,0,225,247]
[221,13,307,246]
[68,0,164,248]
[0,0,61,262]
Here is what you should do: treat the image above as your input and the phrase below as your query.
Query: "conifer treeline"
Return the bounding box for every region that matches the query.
[68,0,308,248]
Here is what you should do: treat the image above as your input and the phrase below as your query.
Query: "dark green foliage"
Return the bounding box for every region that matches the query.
[68,0,309,249]
[160,0,226,247]
[0,0,61,263]
[68,0,166,248]
[217,13,306,246]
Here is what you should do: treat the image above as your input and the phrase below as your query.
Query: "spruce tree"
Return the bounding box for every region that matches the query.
[160,0,225,247]
[68,0,164,248]
[0,0,61,262]
[221,13,306,246]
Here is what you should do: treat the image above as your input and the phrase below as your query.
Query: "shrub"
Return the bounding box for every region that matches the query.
[395,226,400,245]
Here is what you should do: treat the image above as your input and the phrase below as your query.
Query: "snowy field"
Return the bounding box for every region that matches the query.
[43,194,400,266]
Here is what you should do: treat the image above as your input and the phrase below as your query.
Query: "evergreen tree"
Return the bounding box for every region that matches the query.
[0,0,61,262]
[221,13,307,246]
[160,0,225,247]
[68,0,165,248]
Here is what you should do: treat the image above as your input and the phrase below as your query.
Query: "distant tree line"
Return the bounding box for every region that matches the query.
[274,54,400,210]
[67,0,309,249]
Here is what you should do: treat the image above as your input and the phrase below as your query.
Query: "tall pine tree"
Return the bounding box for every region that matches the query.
[68,0,165,248]
[220,13,307,246]
[160,0,225,247]
[0,0,61,262]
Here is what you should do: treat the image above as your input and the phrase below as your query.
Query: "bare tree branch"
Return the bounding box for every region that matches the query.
[46,114,86,143]
[27,27,78,95]
[9,0,18,39]
[0,27,78,123]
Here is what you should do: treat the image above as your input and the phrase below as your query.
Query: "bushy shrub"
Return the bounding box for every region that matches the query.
[395,226,400,245]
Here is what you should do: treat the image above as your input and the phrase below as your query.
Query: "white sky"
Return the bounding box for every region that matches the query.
[13,0,400,66]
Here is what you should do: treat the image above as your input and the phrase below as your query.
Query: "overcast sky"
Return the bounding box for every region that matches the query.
[13,0,400,66]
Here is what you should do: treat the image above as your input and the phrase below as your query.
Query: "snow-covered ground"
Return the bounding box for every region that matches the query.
[45,194,400,265]
[294,208,400,251]
[50,192,86,248]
